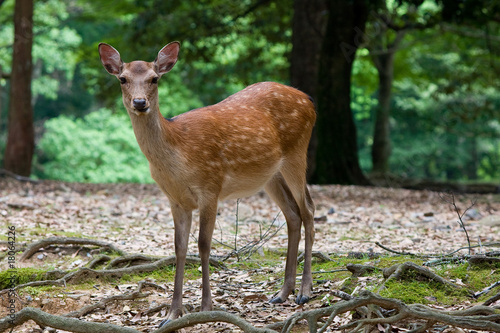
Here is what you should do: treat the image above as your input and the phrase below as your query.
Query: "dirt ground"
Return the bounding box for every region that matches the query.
[1,177,500,332]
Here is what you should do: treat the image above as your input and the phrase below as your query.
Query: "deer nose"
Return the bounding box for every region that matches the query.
[133,98,148,111]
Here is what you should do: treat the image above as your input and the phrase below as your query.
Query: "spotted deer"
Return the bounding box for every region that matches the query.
[98,42,316,324]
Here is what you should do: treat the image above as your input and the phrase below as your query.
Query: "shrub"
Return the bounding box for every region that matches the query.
[34,109,153,183]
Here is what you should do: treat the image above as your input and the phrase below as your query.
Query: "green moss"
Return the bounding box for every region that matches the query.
[374,256,424,268]
[0,268,47,289]
[118,263,201,284]
[433,262,500,302]
[380,279,468,305]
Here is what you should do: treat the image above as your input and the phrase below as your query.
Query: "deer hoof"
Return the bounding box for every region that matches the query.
[269,296,285,304]
[295,295,310,305]
[158,319,171,328]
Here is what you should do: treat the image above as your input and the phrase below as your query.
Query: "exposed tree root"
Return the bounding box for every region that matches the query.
[383,261,461,289]
[0,307,140,333]
[64,290,150,318]
[158,311,278,333]
[106,254,160,269]
[346,263,381,277]
[7,237,500,332]
[20,237,128,261]
[87,254,112,269]
[63,280,159,318]
[298,251,333,263]
[3,255,223,294]
[469,254,500,266]
[0,168,38,183]
[270,291,500,333]
[3,290,500,333]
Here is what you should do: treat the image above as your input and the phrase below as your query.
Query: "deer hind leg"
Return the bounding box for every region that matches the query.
[265,172,304,304]
[297,185,315,304]
[280,158,315,305]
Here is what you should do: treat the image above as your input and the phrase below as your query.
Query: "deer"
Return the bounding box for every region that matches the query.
[98,41,316,324]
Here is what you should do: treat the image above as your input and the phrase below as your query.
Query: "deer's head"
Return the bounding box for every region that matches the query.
[98,42,180,116]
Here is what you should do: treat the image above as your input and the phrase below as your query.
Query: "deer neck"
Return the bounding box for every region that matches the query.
[127,104,172,162]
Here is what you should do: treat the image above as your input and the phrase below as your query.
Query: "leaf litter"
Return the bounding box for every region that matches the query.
[1,178,500,332]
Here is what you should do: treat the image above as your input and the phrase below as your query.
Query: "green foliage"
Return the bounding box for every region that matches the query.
[34,109,152,183]
[1,0,499,184]
[0,0,82,114]
[353,22,500,181]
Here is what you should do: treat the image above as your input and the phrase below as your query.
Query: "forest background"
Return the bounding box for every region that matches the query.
[0,0,499,186]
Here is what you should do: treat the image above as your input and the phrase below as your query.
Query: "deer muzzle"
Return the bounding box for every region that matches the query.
[133,98,149,112]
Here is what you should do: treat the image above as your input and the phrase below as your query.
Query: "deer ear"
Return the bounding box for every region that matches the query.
[98,43,123,75]
[155,42,180,75]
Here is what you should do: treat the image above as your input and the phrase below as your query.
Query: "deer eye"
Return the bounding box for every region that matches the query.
[119,77,127,84]
[151,77,159,84]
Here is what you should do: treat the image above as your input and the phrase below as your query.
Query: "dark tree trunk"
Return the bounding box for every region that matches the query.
[371,52,394,174]
[313,0,370,185]
[290,0,327,181]
[369,29,405,175]
[4,0,34,176]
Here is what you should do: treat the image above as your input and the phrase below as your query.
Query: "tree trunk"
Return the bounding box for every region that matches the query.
[371,52,395,174]
[313,0,370,185]
[4,0,34,176]
[369,26,406,175]
[290,0,327,182]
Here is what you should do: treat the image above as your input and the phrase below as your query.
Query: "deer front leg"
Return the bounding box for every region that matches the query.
[165,203,192,322]
[198,199,218,312]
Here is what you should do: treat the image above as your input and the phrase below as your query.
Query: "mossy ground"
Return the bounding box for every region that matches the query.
[5,251,500,308]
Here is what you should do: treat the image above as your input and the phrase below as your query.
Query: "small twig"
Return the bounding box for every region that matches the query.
[235,198,240,262]
[474,280,500,299]
[312,269,349,275]
[220,211,284,261]
[441,192,475,255]
[483,291,500,306]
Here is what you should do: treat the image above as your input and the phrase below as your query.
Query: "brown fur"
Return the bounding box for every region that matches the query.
[99,42,316,322]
